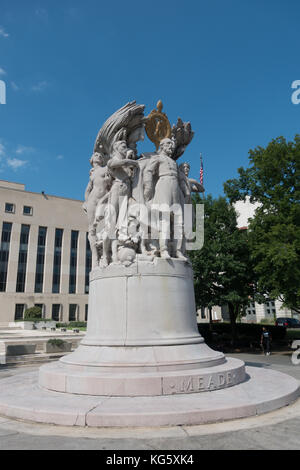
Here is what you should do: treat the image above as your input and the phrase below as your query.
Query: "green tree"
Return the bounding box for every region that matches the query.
[24,306,42,320]
[224,135,300,313]
[190,194,258,341]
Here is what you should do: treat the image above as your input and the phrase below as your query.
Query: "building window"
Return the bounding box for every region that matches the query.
[52,228,63,293]
[23,205,33,216]
[16,224,30,292]
[85,233,91,294]
[264,300,276,317]
[69,230,79,294]
[246,302,256,316]
[5,203,15,214]
[69,304,77,322]
[34,226,47,293]
[85,304,88,322]
[14,304,25,320]
[0,222,12,292]
[52,304,61,321]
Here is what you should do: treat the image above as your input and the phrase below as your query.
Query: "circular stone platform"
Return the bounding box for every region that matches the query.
[39,356,245,396]
[0,366,298,427]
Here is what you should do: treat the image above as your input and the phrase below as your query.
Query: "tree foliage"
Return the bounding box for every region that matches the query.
[190,194,258,339]
[224,135,300,313]
[24,306,42,320]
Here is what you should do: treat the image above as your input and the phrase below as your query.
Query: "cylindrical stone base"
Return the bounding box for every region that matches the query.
[39,258,246,396]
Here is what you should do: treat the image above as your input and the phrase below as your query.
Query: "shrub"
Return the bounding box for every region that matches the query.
[198,322,286,342]
[68,322,87,328]
[17,318,53,323]
[260,318,275,325]
[47,339,66,347]
[24,306,42,321]
[57,322,87,328]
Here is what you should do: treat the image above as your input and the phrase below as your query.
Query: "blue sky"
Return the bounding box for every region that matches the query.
[0,0,299,200]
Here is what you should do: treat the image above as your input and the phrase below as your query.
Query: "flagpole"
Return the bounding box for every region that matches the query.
[200,153,205,200]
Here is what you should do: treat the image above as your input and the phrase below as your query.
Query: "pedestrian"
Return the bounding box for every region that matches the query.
[261,327,272,356]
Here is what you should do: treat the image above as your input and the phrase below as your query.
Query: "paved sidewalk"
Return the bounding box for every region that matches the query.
[0,353,299,450]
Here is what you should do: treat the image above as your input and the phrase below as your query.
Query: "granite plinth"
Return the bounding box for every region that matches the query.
[0,367,298,427]
[39,259,240,396]
[0,258,294,427]
[39,356,245,396]
[82,258,205,347]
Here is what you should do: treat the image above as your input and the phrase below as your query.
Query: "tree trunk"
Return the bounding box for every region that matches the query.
[228,303,238,346]
[208,306,213,331]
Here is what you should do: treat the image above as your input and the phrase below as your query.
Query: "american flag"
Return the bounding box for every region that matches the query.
[200,154,203,185]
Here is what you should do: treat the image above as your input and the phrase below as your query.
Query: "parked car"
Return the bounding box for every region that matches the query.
[275,317,300,328]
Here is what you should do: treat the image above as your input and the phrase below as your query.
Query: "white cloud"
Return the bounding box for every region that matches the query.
[0,143,5,157]
[31,81,49,93]
[11,81,20,91]
[35,8,49,21]
[0,140,35,170]
[7,158,28,170]
[0,68,6,76]
[0,27,9,38]
[16,145,35,155]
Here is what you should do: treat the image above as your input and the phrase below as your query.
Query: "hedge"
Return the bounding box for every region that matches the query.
[198,323,286,343]
[57,322,87,328]
[47,338,66,347]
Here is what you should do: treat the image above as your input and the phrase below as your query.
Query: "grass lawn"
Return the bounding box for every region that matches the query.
[66,327,87,331]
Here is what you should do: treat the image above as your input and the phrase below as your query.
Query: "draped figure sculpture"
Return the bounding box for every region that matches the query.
[83,152,112,269]
[83,100,199,267]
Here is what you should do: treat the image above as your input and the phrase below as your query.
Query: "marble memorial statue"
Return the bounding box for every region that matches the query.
[83,152,112,269]
[82,100,202,266]
[39,99,248,401]
[0,100,297,428]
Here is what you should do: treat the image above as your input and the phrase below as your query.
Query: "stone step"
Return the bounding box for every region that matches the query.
[0,366,298,427]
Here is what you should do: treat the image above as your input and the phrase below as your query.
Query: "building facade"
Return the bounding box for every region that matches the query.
[0,180,90,323]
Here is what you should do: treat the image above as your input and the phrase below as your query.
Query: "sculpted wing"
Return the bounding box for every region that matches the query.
[171,118,194,160]
[93,101,145,158]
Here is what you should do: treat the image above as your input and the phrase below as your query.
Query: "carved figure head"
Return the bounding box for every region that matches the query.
[179,162,190,177]
[159,138,175,158]
[112,140,128,159]
[90,152,106,167]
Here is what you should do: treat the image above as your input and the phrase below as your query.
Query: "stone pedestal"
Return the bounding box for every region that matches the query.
[39,258,246,396]
[0,257,298,427]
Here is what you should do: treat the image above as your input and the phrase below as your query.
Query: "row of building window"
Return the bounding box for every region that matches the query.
[14,303,88,322]
[0,222,92,294]
[198,302,278,320]
[245,301,276,317]
[4,203,33,216]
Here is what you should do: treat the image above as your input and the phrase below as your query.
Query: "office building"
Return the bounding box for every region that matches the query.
[0,180,90,323]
